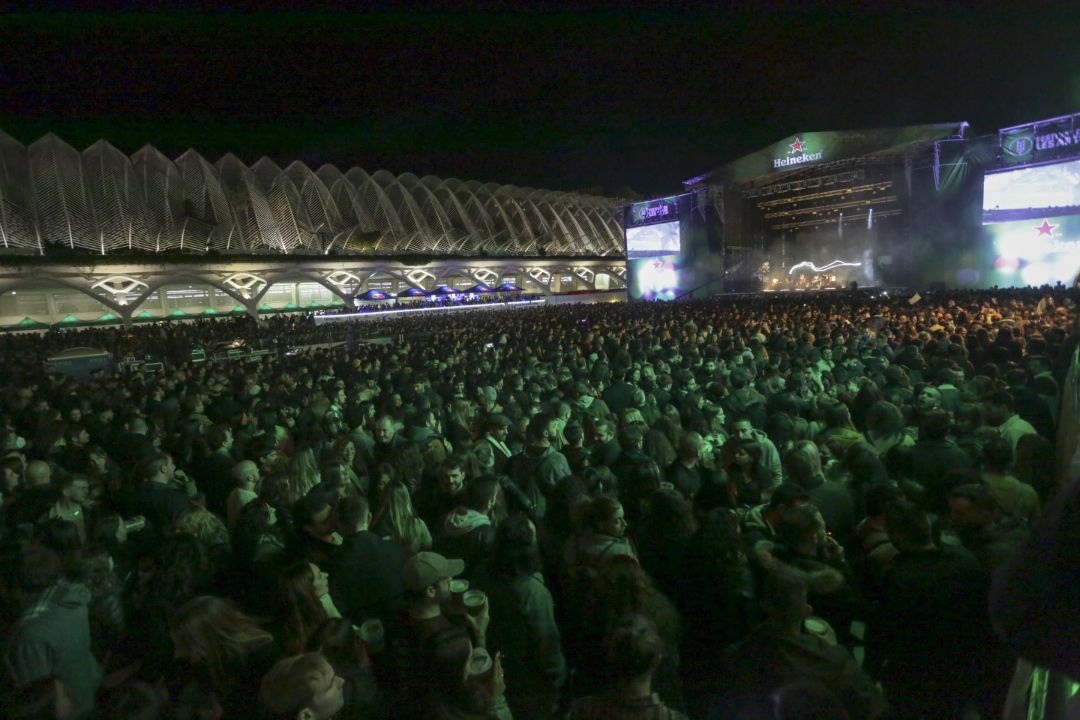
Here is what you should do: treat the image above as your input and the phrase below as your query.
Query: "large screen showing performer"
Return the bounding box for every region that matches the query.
[626,220,681,258]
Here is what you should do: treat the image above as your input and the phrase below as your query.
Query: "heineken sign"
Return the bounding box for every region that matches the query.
[774,136,824,169]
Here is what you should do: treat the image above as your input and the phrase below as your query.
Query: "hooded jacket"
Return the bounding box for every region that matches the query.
[4,581,103,717]
[435,507,495,578]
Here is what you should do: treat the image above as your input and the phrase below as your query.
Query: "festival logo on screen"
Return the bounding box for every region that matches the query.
[774,136,824,169]
[1001,128,1035,164]
[630,196,678,225]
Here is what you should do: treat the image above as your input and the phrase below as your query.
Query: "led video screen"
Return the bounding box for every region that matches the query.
[626,220,681,258]
[983,158,1080,223]
[982,157,1080,286]
[628,255,680,301]
[985,214,1080,287]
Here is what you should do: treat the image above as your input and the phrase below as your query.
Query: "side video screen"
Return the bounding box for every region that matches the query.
[983,158,1080,223]
[626,220,681,258]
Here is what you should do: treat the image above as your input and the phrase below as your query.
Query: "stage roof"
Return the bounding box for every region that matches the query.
[684,122,969,188]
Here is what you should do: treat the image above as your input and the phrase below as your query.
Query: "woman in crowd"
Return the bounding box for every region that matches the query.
[174,505,232,572]
[169,595,282,717]
[308,617,386,720]
[275,560,339,655]
[331,436,368,496]
[285,447,322,505]
[564,495,636,568]
[720,437,772,506]
[373,479,432,554]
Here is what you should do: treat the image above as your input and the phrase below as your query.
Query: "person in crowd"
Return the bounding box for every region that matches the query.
[907,408,974,514]
[741,483,811,561]
[436,477,499,579]
[258,651,347,720]
[980,433,1040,524]
[984,389,1040,453]
[475,513,566,719]
[589,419,621,470]
[135,451,194,533]
[329,494,409,622]
[718,571,884,720]
[769,504,863,639]
[635,487,697,608]
[665,431,708,500]
[375,479,433,555]
[728,416,783,490]
[308,617,387,720]
[565,557,684,707]
[233,497,287,572]
[170,594,283,718]
[864,499,995,719]
[679,508,757,709]
[946,483,1030,573]
[479,414,515,475]
[276,560,339,655]
[0,544,102,718]
[570,614,690,720]
[419,626,511,720]
[783,441,858,545]
[564,494,636,567]
[508,413,572,520]
[416,456,468,527]
[560,422,590,475]
[286,447,323,505]
[225,459,260,528]
[41,474,91,543]
[848,482,904,596]
[197,423,238,516]
[292,488,344,564]
[718,435,770,506]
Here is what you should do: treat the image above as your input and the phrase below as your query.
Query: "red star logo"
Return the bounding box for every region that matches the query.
[1035,219,1057,237]
[789,137,806,154]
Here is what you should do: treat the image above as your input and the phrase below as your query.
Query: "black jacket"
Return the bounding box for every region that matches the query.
[329,530,410,622]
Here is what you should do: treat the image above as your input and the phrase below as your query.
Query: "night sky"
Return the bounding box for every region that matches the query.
[3,5,1080,198]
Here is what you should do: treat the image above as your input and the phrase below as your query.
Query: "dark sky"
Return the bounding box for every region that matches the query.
[2,5,1080,197]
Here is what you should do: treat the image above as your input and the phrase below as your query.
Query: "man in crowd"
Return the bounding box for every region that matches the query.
[330,494,409,623]
[1,545,102,718]
[258,652,345,720]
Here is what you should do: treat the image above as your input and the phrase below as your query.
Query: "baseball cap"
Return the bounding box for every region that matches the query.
[486,414,513,428]
[401,551,465,591]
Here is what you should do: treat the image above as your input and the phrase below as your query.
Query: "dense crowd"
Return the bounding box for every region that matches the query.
[0,285,1076,720]
[319,292,545,315]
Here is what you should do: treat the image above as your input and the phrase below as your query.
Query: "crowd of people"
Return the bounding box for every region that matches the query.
[320,291,545,316]
[0,284,1076,720]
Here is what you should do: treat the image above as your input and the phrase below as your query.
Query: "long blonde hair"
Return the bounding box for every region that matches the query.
[286,447,322,504]
[169,595,276,685]
[378,480,431,553]
[174,506,230,549]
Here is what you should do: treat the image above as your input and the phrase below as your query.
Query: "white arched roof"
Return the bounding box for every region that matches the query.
[0,130,626,258]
